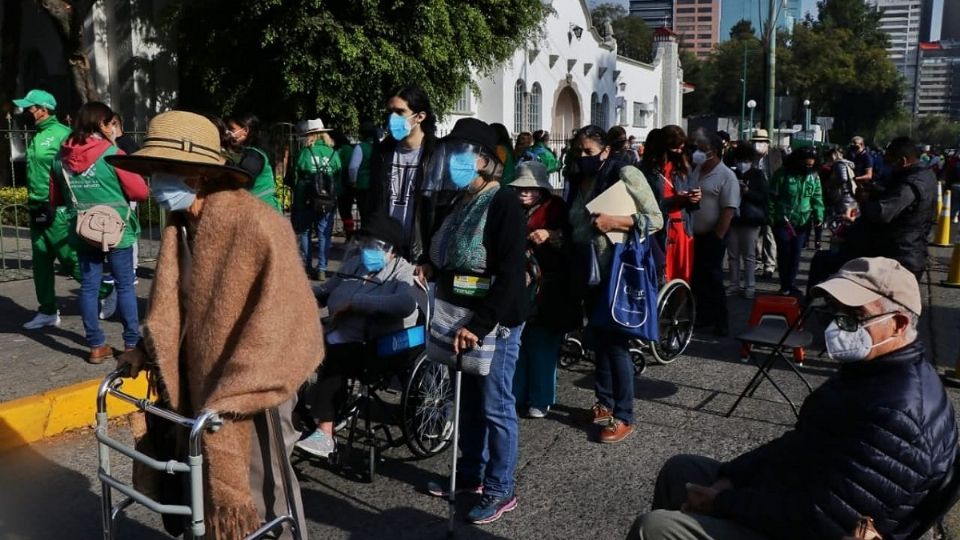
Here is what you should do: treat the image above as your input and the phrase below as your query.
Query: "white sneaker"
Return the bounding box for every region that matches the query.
[528,406,550,418]
[23,311,61,330]
[295,430,336,458]
[100,287,118,320]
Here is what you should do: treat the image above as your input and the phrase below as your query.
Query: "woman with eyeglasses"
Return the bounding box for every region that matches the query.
[296,213,419,458]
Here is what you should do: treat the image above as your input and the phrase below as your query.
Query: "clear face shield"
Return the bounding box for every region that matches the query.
[423,140,501,195]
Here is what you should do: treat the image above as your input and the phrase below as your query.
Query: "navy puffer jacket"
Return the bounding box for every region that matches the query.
[713,340,957,540]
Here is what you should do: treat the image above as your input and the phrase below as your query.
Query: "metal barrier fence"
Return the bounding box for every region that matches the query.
[1,122,571,283]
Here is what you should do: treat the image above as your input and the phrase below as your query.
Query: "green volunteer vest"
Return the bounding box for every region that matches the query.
[55,145,140,250]
[247,146,281,212]
[356,141,373,190]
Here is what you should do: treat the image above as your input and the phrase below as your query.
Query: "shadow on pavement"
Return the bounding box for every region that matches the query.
[0,419,166,539]
[299,481,510,540]
[0,294,88,358]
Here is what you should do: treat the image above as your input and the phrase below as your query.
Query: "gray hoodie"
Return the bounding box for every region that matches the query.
[314,255,419,344]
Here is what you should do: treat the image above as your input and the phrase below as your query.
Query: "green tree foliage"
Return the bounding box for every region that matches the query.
[589,3,653,63]
[685,0,900,141]
[875,113,960,148]
[680,51,715,117]
[729,19,756,40]
[168,0,550,132]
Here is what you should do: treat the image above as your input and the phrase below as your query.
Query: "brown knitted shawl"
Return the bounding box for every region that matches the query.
[140,189,323,538]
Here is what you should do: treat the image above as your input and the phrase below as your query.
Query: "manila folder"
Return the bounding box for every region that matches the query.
[585,180,634,244]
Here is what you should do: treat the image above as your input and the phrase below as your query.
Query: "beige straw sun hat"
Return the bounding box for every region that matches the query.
[105,110,252,184]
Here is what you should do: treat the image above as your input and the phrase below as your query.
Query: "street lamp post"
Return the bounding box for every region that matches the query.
[803,99,811,133]
[747,99,757,139]
[740,44,748,140]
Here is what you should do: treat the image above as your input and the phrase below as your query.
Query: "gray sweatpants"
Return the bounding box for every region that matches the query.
[626,455,768,540]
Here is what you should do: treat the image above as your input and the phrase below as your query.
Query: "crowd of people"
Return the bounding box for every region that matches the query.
[12,83,959,539]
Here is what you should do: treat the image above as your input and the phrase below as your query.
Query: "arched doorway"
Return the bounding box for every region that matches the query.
[553,86,581,140]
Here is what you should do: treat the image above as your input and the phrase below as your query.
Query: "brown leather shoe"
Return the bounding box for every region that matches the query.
[582,403,613,424]
[88,345,114,364]
[599,418,634,443]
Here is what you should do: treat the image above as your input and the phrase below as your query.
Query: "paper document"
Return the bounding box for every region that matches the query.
[585,180,634,244]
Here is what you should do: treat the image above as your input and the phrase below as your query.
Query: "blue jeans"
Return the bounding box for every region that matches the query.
[513,323,561,409]
[296,208,335,272]
[593,327,635,424]
[459,323,524,498]
[78,246,139,348]
[774,223,810,292]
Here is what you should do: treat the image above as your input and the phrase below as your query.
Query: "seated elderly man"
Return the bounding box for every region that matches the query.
[629,257,957,540]
[296,213,419,458]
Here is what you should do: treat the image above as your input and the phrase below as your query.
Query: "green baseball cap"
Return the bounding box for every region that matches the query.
[13,89,57,110]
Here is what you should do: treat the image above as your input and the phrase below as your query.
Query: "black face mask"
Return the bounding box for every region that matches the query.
[17,110,36,128]
[578,154,602,177]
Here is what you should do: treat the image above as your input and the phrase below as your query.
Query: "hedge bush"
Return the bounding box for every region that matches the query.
[0,187,29,227]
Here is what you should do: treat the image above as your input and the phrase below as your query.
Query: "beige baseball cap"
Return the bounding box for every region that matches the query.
[813,257,922,315]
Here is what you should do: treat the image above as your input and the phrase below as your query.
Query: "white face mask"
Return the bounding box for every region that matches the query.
[692,150,708,166]
[736,161,752,173]
[824,314,897,363]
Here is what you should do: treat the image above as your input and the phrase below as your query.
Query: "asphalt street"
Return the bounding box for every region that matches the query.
[1,241,959,539]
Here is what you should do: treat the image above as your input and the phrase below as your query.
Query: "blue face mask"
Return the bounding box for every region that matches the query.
[361,248,386,272]
[388,113,412,141]
[449,151,478,189]
[150,173,196,212]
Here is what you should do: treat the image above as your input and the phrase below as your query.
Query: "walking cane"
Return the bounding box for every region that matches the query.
[446,351,464,538]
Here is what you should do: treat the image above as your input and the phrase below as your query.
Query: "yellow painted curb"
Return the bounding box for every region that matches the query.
[0,374,149,451]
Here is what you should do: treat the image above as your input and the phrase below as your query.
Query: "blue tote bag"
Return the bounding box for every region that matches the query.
[593,221,659,341]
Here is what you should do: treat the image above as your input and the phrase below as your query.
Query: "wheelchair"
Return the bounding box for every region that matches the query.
[294,324,455,483]
[559,278,696,369]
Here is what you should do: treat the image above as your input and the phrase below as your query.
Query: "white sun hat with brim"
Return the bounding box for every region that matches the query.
[296,118,333,135]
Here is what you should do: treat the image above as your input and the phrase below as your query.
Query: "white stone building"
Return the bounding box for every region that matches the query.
[438,0,686,142]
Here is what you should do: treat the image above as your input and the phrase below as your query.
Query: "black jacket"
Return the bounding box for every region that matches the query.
[433,187,530,337]
[842,164,937,274]
[369,135,439,264]
[713,341,957,540]
[732,167,769,227]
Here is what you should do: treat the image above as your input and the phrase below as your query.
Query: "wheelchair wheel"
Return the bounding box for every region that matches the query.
[650,279,696,365]
[559,334,585,368]
[629,342,647,376]
[401,353,454,458]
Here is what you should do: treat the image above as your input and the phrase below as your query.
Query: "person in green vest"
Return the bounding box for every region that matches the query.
[347,121,379,227]
[15,89,103,330]
[529,129,560,174]
[292,118,341,280]
[225,113,281,212]
[49,102,149,363]
[491,123,516,184]
[331,129,357,236]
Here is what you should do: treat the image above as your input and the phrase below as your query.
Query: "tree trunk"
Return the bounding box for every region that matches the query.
[36,0,98,103]
[0,0,23,186]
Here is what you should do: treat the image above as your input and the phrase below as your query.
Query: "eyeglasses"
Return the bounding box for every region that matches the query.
[831,311,898,332]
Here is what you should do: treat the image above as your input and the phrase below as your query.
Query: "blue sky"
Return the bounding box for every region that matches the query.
[591,0,818,20]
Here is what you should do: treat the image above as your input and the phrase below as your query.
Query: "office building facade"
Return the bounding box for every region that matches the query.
[629,0,674,30]
[916,40,960,119]
[719,0,802,42]
[672,0,721,58]
[870,0,934,113]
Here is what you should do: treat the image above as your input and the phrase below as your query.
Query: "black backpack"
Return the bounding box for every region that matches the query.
[306,147,336,212]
